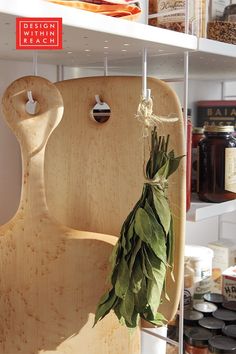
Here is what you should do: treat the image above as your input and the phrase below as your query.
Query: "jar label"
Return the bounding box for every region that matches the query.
[225,148,236,193]
[156,0,198,34]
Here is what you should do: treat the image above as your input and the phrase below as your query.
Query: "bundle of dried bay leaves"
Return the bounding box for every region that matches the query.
[94,127,183,328]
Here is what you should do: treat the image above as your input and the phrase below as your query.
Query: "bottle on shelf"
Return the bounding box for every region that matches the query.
[198,125,236,203]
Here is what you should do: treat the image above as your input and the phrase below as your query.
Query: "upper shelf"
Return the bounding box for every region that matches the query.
[0,0,197,67]
[0,0,235,77]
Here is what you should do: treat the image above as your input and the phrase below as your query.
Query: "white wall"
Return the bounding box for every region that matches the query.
[0,59,57,224]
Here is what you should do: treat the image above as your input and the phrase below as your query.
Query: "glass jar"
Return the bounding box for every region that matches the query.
[184,326,212,354]
[207,1,236,44]
[222,324,236,339]
[222,302,236,312]
[184,310,204,327]
[203,293,226,307]
[208,335,236,354]
[193,302,218,316]
[198,125,236,203]
[192,127,204,193]
[148,0,201,35]
[199,317,225,336]
[213,309,236,325]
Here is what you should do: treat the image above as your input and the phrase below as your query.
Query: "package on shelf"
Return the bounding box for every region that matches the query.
[148,0,206,36]
[185,245,214,302]
[222,266,236,301]
[207,1,236,44]
[196,100,236,128]
[208,239,236,293]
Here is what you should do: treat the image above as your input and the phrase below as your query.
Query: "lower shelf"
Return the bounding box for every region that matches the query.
[187,194,236,222]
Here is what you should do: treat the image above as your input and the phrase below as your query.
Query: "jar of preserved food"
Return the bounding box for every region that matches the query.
[222,302,236,312]
[204,293,226,307]
[213,309,236,325]
[184,326,212,354]
[199,317,225,336]
[184,310,204,327]
[222,324,236,339]
[192,127,204,193]
[193,302,218,316]
[208,335,236,354]
[198,125,236,203]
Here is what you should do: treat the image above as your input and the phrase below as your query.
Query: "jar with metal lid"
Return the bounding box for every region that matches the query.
[208,335,236,354]
[213,309,236,325]
[184,310,204,327]
[193,302,218,316]
[222,324,236,339]
[198,125,236,203]
[184,326,212,354]
[204,293,226,307]
[199,317,225,335]
[192,127,204,193]
[222,302,236,312]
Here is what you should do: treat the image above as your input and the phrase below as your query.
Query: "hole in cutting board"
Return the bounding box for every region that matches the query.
[91,101,111,124]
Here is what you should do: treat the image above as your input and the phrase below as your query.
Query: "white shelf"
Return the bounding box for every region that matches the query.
[198,38,236,59]
[0,0,235,77]
[187,194,236,222]
[0,0,197,67]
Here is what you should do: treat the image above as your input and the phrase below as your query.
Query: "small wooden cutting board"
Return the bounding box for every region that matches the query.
[45,76,186,322]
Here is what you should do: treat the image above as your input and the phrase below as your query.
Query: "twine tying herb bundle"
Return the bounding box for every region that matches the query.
[94,126,183,328]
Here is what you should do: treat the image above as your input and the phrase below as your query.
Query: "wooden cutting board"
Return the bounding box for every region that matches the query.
[45,76,186,322]
[0,76,140,354]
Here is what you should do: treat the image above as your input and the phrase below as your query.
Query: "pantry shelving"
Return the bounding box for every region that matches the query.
[187,194,236,222]
[0,0,235,75]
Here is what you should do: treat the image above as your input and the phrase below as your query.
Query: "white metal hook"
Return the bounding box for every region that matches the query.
[142,48,150,99]
[104,56,108,76]
[95,94,104,105]
[27,90,35,103]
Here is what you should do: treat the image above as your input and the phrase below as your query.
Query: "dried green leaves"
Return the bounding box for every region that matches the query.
[94,128,183,328]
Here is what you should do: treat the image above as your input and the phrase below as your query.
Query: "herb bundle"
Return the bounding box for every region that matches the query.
[94,127,183,328]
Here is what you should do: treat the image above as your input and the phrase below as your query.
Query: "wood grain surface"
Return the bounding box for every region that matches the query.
[0,76,140,354]
[45,76,186,323]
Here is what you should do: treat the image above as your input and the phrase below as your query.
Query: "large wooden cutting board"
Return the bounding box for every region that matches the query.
[0,76,140,354]
[45,76,186,322]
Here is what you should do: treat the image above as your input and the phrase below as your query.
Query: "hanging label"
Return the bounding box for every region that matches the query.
[225,148,236,193]
[16,18,63,50]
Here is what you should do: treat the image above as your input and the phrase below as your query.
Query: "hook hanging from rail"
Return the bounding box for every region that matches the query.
[104,56,108,77]
[137,47,178,135]
[26,51,39,115]
[142,48,150,99]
